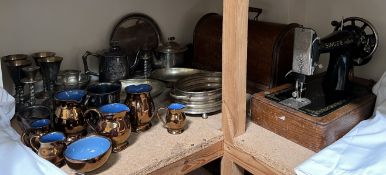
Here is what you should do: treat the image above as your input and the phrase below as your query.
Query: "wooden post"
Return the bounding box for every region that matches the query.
[222,0,249,145]
[221,155,244,175]
[221,0,249,174]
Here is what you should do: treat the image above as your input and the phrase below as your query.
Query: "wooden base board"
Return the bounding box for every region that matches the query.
[150,141,223,175]
[224,143,281,175]
[251,84,375,151]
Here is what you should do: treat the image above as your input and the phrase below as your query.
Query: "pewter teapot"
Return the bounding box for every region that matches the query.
[154,37,187,68]
[82,42,138,82]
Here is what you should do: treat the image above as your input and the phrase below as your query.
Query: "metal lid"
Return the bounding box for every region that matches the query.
[156,37,187,53]
[104,41,126,57]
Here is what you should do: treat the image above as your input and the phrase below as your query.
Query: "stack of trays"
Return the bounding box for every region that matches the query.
[170,72,221,118]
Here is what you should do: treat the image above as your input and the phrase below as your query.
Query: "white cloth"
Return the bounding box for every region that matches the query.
[294,72,386,175]
[372,70,386,114]
[0,88,66,175]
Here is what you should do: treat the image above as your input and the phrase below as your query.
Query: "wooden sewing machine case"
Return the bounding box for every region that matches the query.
[251,84,376,152]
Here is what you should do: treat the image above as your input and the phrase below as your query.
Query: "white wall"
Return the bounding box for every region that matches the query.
[5,0,382,91]
[248,0,291,23]
[248,0,386,81]
[0,0,223,91]
[0,0,292,92]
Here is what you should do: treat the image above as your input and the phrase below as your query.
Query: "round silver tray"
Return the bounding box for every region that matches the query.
[184,103,221,114]
[170,89,221,102]
[110,13,161,72]
[150,68,210,83]
[170,72,222,118]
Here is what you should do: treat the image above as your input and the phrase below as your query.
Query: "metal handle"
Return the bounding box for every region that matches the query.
[249,7,263,21]
[169,89,222,101]
[169,89,190,100]
[84,108,102,133]
[82,51,100,76]
[29,135,40,152]
[157,107,167,128]
[21,130,31,146]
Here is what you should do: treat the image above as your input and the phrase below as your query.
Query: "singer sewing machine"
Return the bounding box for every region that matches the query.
[251,17,378,151]
[265,17,379,117]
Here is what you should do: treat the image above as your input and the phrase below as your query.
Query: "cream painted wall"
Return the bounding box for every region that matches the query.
[248,0,290,23]
[2,0,383,90]
[249,0,386,81]
[300,0,386,81]
[0,0,223,91]
[0,0,293,91]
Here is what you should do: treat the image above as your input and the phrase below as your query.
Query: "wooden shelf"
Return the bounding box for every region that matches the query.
[228,121,315,175]
[11,89,224,174]
[62,113,223,175]
[219,1,315,174]
[10,1,313,174]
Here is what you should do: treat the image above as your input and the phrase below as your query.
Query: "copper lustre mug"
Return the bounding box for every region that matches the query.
[157,103,186,134]
[124,84,155,132]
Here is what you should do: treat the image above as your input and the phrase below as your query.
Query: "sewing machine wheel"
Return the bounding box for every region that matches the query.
[340,17,378,66]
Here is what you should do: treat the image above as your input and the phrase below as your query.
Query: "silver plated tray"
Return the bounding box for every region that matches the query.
[110,13,161,72]
[150,68,209,83]
[184,103,222,114]
[120,78,166,100]
[170,89,221,102]
[170,72,222,118]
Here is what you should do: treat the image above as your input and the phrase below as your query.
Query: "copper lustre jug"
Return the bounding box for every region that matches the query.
[53,90,88,142]
[31,131,66,167]
[157,103,186,134]
[124,84,155,132]
[21,119,51,151]
[84,103,131,152]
